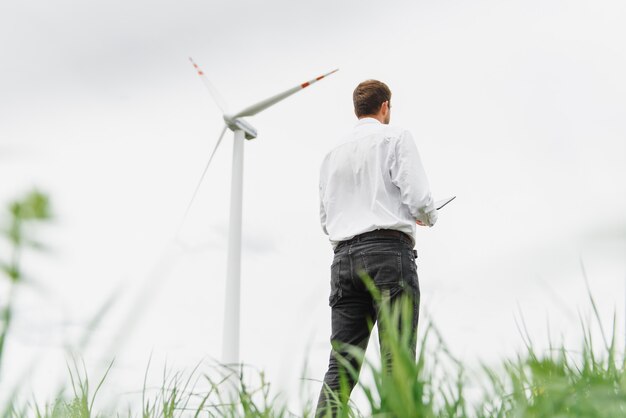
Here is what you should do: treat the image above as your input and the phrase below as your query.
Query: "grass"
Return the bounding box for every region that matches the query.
[3,189,626,416]
[7,298,619,418]
[0,189,51,376]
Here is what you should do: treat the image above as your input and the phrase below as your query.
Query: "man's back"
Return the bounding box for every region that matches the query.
[319,117,435,248]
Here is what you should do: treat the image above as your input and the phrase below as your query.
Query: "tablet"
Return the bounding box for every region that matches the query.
[435,196,456,210]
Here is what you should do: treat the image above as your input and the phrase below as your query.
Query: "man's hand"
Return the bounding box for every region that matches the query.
[416,208,438,227]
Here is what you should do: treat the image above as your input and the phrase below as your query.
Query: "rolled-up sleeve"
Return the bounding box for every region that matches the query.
[389,130,437,226]
[319,163,329,235]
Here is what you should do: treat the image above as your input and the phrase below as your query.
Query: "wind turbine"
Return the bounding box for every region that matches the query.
[186,58,338,366]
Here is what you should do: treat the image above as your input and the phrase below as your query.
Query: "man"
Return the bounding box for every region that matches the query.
[316,79,438,416]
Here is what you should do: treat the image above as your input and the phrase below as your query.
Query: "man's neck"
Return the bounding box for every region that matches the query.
[358,114,385,124]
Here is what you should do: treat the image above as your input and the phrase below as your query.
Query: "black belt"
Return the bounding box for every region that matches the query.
[340,229,414,247]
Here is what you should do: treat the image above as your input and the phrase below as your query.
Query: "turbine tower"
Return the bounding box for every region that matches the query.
[187,58,338,366]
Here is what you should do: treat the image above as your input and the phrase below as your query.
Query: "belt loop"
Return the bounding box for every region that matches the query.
[413,250,418,258]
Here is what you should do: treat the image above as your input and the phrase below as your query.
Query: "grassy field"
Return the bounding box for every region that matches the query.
[2,191,626,417]
[2,289,625,417]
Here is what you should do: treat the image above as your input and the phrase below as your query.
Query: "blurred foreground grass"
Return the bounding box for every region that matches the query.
[1,190,626,417]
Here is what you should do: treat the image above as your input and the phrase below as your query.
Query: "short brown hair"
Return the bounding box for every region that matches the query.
[353,80,391,117]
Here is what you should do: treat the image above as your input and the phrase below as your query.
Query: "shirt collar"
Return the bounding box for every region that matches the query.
[354,117,381,127]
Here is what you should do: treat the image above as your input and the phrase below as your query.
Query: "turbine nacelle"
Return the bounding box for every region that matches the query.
[223,115,258,140]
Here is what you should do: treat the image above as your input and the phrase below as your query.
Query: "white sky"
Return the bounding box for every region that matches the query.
[1,0,626,412]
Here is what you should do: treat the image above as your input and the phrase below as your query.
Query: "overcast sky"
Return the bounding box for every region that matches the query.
[1,0,626,412]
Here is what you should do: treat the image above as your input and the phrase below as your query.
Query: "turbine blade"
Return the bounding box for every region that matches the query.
[232,68,339,118]
[189,57,229,114]
[176,125,229,236]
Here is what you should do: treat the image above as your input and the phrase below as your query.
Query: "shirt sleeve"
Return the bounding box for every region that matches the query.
[319,160,329,235]
[389,130,437,226]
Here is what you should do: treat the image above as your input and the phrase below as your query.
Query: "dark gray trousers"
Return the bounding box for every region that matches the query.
[316,231,420,417]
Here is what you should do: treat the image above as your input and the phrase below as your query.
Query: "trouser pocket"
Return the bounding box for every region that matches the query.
[356,250,404,299]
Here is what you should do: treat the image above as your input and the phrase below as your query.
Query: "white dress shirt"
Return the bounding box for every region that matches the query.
[319,117,437,248]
